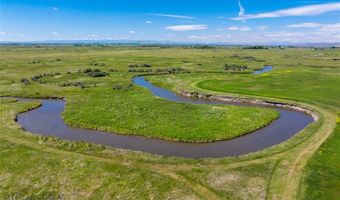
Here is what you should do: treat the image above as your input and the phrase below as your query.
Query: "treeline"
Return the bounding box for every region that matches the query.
[242,46,269,49]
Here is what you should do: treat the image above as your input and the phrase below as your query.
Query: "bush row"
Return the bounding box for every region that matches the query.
[31,72,61,81]
[57,81,88,89]
[128,64,152,68]
[83,69,108,77]
[224,64,248,71]
[128,67,190,74]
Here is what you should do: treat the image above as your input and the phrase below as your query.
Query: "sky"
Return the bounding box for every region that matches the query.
[0,0,340,43]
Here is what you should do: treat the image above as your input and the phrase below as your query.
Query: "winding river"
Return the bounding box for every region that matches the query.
[15,68,314,158]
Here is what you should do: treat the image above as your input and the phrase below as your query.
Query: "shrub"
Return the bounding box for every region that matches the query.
[224,64,248,71]
[87,71,108,77]
[128,64,139,68]
[31,72,61,81]
[141,64,152,68]
[58,81,87,88]
[83,68,93,73]
[91,62,106,66]
[83,68,108,77]
[109,68,118,72]
[112,84,122,90]
[21,78,30,85]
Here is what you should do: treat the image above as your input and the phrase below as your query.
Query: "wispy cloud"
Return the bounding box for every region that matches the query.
[165,24,207,31]
[52,7,59,11]
[233,2,340,20]
[129,30,135,34]
[187,34,231,41]
[237,0,245,18]
[187,35,207,40]
[150,13,195,19]
[286,22,321,28]
[286,22,340,33]
[227,26,251,31]
[145,21,152,24]
[318,23,340,33]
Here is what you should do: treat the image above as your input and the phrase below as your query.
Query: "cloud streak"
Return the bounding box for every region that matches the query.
[286,22,340,33]
[150,13,195,19]
[286,22,321,28]
[233,2,340,20]
[165,25,207,31]
[228,26,251,31]
[237,0,245,18]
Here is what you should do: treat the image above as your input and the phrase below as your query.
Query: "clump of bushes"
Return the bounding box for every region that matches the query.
[128,64,139,68]
[50,58,61,62]
[155,67,190,74]
[31,72,61,81]
[90,62,106,66]
[83,69,108,77]
[128,68,153,73]
[141,64,152,68]
[58,81,87,89]
[230,54,265,62]
[112,84,122,90]
[224,64,248,72]
[112,83,133,90]
[127,67,189,74]
[128,64,152,68]
[31,60,41,64]
[21,78,30,85]
[108,68,118,72]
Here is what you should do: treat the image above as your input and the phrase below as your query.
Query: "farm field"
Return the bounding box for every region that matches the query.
[0,46,339,199]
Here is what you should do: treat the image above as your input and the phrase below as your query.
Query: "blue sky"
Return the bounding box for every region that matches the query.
[0,0,339,43]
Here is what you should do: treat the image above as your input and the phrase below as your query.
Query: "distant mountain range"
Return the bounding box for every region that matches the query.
[1,39,339,47]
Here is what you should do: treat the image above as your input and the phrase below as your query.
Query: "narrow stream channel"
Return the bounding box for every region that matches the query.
[15,70,314,158]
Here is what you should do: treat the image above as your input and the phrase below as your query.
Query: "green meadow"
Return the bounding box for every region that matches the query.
[0,45,339,199]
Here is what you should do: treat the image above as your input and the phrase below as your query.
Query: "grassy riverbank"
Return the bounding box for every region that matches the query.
[301,116,340,200]
[63,88,278,142]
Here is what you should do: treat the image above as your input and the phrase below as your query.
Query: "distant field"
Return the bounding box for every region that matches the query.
[0,45,339,199]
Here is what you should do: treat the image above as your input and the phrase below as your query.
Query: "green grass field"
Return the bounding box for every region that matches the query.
[0,45,339,199]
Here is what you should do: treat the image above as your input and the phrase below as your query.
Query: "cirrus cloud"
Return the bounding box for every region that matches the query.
[165,24,207,31]
[286,22,321,28]
[228,26,251,31]
[150,13,195,19]
[233,2,340,20]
